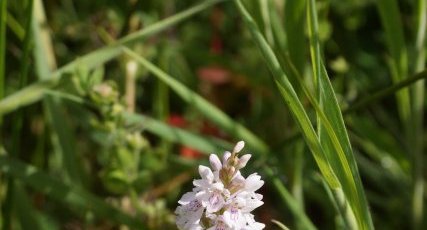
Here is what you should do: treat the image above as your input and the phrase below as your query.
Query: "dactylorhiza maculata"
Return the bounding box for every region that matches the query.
[175,141,265,230]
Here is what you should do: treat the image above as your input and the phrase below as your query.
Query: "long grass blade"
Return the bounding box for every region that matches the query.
[0,0,6,124]
[14,183,43,230]
[344,69,427,114]
[272,219,290,230]
[0,0,224,116]
[375,0,410,134]
[411,0,426,228]
[0,79,57,116]
[55,0,225,78]
[124,112,232,154]
[264,167,317,230]
[32,0,83,187]
[234,0,340,189]
[307,0,373,228]
[123,47,269,155]
[283,0,307,74]
[319,175,356,229]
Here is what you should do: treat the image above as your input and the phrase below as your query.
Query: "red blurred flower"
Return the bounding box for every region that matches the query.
[180,146,203,159]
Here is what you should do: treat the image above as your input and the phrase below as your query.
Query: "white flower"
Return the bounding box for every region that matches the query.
[197,182,229,213]
[207,215,231,230]
[242,214,265,230]
[244,173,264,193]
[176,141,265,230]
[175,193,204,230]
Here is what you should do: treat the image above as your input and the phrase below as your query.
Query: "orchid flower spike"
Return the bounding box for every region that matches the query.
[176,141,265,230]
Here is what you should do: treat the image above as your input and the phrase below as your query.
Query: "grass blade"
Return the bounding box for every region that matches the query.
[272,219,290,230]
[375,0,410,132]
[0,79,57,116]
[344,69,427,114]
[319,176,356,229]
[55,0,225,78]
[411,0,426,228]
[307,0,373,229]
[0,155,146,229]
[234,0,340,189]
[123,47,269,155]
[265,167,317,230]
[283,0,307,74]
[0,0,6,124]
[32,0,82,186]
[0,0,225,116]
[14,183,43,230]
[124,112,232,154]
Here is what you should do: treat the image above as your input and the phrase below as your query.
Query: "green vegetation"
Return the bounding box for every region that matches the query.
[1,0,426,229]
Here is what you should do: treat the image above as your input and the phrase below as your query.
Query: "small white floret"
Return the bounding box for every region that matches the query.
[233,141,245,153]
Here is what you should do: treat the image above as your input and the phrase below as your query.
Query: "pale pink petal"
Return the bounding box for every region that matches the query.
[209,154,222,171]
[237,154,251,169]
[198,165,214,182]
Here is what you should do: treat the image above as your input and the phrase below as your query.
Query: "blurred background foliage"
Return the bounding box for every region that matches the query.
[0,0,426,229]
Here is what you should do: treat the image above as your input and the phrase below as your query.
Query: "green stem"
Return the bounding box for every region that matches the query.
[264,167,317,230]
[411,0,426,229]
[344,70,427,114]
[0,0,6,124]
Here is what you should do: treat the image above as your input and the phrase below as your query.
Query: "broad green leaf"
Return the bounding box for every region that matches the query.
[123,47,269,156]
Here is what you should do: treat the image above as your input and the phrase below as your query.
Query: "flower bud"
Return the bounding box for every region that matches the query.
[209,154,222,171]
[233,141,245,154]
[223,151,231,165]
[236,154,252,169]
